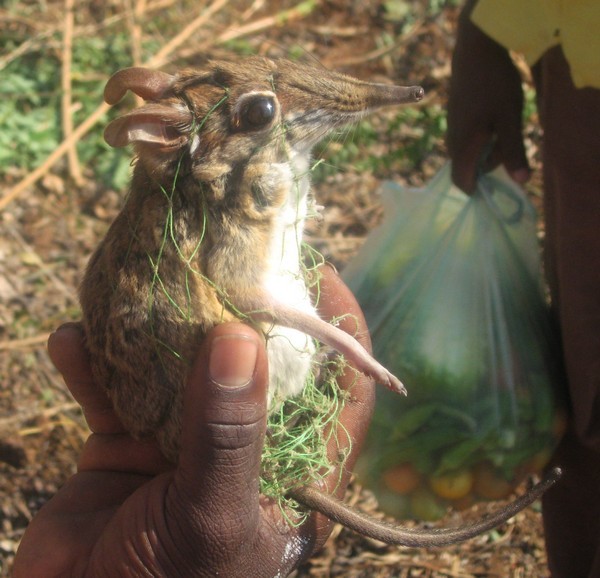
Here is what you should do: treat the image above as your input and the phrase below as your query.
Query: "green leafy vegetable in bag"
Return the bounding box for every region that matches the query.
[345,164,565,520]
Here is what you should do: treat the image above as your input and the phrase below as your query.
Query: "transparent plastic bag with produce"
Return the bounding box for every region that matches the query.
[344,163,566,521]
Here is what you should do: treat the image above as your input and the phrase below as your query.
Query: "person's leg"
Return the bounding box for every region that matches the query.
[533,46,600,577]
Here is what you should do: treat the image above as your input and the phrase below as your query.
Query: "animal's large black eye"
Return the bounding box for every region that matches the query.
[236,96,276,130]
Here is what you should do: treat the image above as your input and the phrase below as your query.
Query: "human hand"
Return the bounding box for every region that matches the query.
[14,265,375,578]
[447,0,531,194]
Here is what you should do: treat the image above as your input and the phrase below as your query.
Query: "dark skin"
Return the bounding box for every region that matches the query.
[14,266,375,578]
[447,0,531,194]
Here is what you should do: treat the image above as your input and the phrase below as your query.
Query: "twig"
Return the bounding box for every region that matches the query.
[0,402,82,436]
[310,24,366,37]
[328,18,425,68]
[0,0,180,72]
[0,100,112,212]
[125,0,145,67]
[240,0,266,21]
[61,0,83,185]
[122,0,146,106]
[4,223,78,304]
[174,0,322,63]
[145,0,231,68]
[216,0,320,45]
[0,28,55,71]
[145,0,178,11]
[0,334,49,351]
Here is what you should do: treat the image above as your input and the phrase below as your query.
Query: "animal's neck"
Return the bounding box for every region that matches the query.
[161,145,310,303]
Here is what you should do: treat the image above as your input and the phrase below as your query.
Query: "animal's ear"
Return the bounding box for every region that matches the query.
[104,104,192,148]
[104,67,176,105]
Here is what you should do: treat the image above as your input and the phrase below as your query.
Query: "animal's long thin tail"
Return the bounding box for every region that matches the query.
[289,467,562,547]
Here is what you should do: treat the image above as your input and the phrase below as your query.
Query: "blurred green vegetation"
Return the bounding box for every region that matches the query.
[312,104,447,182]
[1,30,134,189]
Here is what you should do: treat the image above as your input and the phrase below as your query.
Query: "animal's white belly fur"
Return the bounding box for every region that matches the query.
[263,159,316,406]
[264,271,316,406]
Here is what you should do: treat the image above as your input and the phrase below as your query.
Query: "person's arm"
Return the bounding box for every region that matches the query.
[447,0,530,193]
[14,265,374,578]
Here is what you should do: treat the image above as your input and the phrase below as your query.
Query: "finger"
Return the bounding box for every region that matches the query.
[491,59,531,185]
[173,322,269,530]
[48,323,124,434]
[446,70,492,196]
[296,266,377,547]
[315,265,375,484]
[78,433,172,475]
[495,111,531,185]
[315,264,371,348]
[448,129,491,194]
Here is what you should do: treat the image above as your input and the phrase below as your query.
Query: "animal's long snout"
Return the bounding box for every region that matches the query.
[366,83,425,108]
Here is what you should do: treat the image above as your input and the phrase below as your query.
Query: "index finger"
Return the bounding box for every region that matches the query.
[448,128,490,194]
[48,323,124,434]
[293,264,376,547]
[315,264,376,486]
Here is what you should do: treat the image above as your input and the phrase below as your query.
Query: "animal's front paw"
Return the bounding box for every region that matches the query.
[376,366,407,396]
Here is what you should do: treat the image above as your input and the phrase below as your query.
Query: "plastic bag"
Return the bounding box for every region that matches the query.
[344,164,565,520]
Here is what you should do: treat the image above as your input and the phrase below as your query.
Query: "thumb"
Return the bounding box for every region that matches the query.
[495,125,531,186]
[175,322,269,521]
[494,83,531,185]
[449,130,491,194]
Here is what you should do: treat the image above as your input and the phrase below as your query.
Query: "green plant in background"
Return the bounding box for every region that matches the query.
[312,103,447,182]
[383,0,462,25]
[0,67,61,173]
[1,29,133,190]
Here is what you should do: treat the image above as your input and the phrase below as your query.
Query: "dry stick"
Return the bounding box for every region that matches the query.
[144,0,179,13]
[327,18,425,68]
[0,0,319,211]
[5,223,78,303]
[0,101,111,212]
[175,0,322,63]
[0,334,50,352]
[0,2,179,72]
[135,0,148,48]
[0,28,55,71]
[146,0,231,68]
[122,0,146,107]
[131,0,146,67]
[61,0,83,185]
[240,0,268,22]
[216,1,320,44]
[0,402,81,436]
